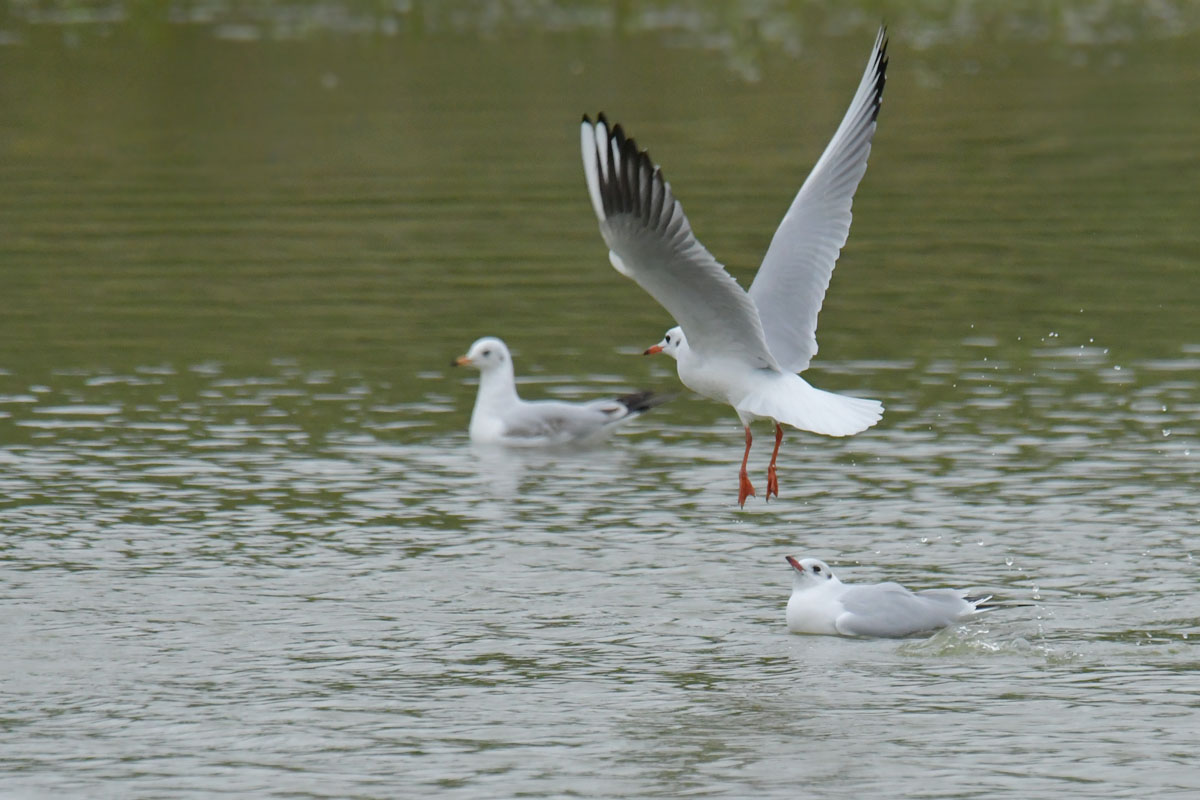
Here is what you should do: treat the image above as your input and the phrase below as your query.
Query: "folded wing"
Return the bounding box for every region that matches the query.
[499,400,630,445]
[835,580,962,637]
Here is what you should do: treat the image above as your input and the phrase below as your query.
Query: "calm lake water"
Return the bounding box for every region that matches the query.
[2,5,1199,798]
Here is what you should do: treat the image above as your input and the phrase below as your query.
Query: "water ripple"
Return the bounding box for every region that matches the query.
[1,348,1197,798]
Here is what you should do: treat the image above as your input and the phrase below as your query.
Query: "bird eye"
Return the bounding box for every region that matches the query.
[481,349,491,356]
[666,336,672,343]
[813,565,821,573]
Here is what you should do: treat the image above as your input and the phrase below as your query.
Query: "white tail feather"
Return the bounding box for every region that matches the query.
[738,374,882,437]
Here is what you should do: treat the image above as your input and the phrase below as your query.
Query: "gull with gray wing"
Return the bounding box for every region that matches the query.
[453,336,666,447]
[785,556,1003,638]
[580,27,889,506]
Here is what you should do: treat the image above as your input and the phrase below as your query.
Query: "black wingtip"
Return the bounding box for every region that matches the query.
[583,112,612,129]
[617,390,674,414]
[587,113,677,234]
[870,25,889,123]
[610,120,626,148]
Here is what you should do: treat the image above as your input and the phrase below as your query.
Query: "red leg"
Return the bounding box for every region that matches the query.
[738,425,756,507]
[766,422,784,500]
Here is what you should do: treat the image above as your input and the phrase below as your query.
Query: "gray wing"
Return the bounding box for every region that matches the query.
[499,399,635,444]
[581,115,778,369]
[747,26,887,374]
[835,581,968,638]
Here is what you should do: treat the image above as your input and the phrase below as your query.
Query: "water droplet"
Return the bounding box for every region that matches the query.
[920,537,929,544]
[1162,429,1171,437]
[1113,365,1121,371]
[1005,556,1014,566]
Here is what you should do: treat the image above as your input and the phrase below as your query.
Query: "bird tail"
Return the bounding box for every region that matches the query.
[616,390,673,415]
[739,375,882,437]
[965,594,996,611]
[968,594,1034,612]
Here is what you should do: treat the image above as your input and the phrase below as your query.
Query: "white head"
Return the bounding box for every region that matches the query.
[453,336,512,373]
[786,556,838,590]
[643,326,686,360]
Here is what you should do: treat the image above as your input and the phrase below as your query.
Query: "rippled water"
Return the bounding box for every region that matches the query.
[3,345,1197,797]
[3,9,1200,799]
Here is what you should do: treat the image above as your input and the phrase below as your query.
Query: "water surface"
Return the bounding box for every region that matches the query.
[2,8,1199,799]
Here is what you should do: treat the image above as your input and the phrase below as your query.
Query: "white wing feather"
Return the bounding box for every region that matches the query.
[747,26,888,374]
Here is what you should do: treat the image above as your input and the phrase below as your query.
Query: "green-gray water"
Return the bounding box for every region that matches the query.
[2,5,1198,798]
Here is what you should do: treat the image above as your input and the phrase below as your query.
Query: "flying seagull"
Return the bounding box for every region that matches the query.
[580,27,888,505]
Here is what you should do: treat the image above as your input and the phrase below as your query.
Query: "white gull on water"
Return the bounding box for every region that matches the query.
[785,556,1001,638]
[453,336,666,447]
[580,27,888,506]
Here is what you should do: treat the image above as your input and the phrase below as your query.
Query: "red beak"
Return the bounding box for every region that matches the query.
[643,344,663,356]
[785,556,803,571]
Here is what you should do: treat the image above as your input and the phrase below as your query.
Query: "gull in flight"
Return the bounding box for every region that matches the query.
[453,336,666,447]
[785,556,1001,638]
[580,27,888,506]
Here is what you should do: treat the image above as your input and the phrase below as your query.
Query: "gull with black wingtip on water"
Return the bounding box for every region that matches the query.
[785,556,1005,638]
[452,336,667,447]
[580,27,888,506]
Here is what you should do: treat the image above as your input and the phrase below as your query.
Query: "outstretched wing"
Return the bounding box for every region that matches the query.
[581,114,778,369]
[747,26,888,374]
